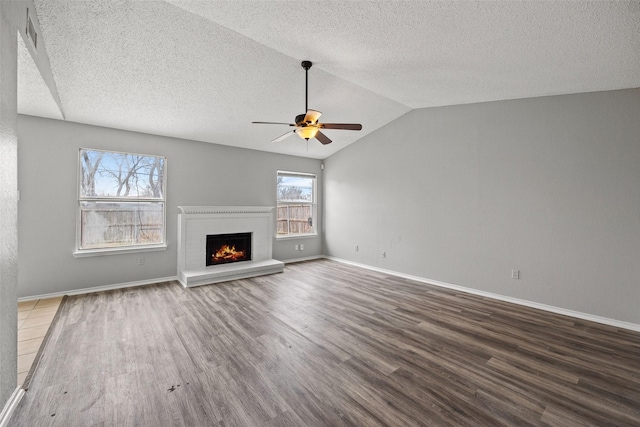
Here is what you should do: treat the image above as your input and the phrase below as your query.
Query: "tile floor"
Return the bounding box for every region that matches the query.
[17,296,63,386]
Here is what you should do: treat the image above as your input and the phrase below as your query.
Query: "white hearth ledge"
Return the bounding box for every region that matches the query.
[180,259,284,287]
[177,206,284,287]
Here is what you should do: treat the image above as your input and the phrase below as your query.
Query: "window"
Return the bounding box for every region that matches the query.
[276,171,317,238]
[76,149,166,254]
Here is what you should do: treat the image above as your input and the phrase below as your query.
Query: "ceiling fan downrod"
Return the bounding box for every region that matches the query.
[302,60,312,113]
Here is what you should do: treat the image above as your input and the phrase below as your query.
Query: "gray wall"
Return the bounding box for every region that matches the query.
[1,1,19,408]
[324,89,640,324]
[17,115,322,298]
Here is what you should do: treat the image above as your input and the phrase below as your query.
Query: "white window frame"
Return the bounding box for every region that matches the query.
[276,170,318,239]
[73,148,167,257]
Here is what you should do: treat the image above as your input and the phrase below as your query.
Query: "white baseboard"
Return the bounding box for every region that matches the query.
[0,387,24,427]
[281,255,325,264]
[18,276,179,302]
[15,257,321,301]
[324,256,640,332]
[16,257,316,300]
[16,257,639,333]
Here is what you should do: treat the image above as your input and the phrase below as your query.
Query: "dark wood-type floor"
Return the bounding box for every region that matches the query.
[11,259,640,426]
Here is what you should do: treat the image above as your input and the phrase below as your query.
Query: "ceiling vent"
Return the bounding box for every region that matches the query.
[26,8,38,50]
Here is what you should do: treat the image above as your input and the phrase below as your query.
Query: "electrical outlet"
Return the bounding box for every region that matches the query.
[138,257,145,265]
[300,244,304,251]
[382,251,386,258]
[355,245,359,252]
[294,244,299,251]
[511,269,519,279]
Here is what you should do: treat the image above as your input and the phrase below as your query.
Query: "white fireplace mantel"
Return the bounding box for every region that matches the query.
[177,206,284,287]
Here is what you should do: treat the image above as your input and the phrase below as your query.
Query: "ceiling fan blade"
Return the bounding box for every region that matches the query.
[252,121,296,126]
[303,109,322,124]
[319,123,362,131]
[271,130,296,143]
[315,131,332,145]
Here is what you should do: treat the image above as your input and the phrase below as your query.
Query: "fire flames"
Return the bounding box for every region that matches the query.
[212,244,246,263]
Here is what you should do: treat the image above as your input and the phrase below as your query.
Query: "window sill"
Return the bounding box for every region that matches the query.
[276,234,318,241]
[73,244,167,258]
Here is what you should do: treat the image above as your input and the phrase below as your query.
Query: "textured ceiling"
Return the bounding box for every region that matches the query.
[18,0,640,159]
[17,34,63,121]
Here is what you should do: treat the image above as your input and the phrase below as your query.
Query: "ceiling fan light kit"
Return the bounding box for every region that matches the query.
[296,127,319,140]
[252,61,362,145]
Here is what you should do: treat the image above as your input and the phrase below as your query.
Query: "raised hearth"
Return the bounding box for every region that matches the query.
[177,206,284,287]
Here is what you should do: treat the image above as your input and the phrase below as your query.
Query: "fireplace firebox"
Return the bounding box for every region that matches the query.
[206,232,252,266]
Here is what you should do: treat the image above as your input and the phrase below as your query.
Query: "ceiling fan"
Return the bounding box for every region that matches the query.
[252,60,362,145]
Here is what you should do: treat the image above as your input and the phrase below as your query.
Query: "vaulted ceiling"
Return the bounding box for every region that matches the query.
[18,1,640,159]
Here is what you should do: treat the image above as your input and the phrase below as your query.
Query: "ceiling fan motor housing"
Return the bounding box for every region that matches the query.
[295,114,307,125]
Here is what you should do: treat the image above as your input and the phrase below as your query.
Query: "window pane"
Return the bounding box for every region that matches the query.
[277,204,314,236]
[80,149,164,199]
[277,175,313,202]
[276,172,316,237]
[79,201,164,249]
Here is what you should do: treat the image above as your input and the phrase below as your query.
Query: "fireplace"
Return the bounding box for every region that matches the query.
[206,232,252,266]
[177,206,284,287]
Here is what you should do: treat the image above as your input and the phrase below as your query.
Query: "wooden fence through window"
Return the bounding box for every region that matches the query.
[277,204,312,235]
[80,205,163,248]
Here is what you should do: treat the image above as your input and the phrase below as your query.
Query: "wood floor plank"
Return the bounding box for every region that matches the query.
[10,259,640,426]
